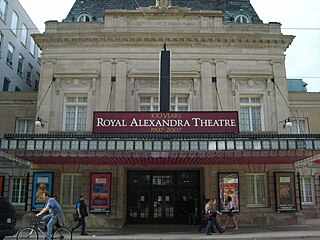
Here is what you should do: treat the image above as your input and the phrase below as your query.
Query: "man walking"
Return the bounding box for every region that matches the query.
[36,192,65,240]
[71,195,89,235]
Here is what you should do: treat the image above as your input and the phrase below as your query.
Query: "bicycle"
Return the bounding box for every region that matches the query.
[16,217,72,240]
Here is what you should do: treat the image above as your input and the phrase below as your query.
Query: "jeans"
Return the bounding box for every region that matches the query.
[72,217,86,234]
[206,217,224,234]
[42,214,57,240]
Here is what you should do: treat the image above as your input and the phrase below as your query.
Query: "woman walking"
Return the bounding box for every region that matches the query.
[205,198,225,235]
[224,196,239,230]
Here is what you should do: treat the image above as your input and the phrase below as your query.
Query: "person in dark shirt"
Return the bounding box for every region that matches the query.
[71,195,89,235]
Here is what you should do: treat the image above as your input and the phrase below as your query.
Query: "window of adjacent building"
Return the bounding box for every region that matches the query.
[26,63,33,84]
[17,53,24,76]
[64,95,88,131]
[34,72,40,91]
[300,176,315,205]
[139,95,159,111]
[292,119,308,134]
[171,95,189,111]
[10,11,19,35]
[246,173,267,206]
[37,48,42,64]
[6,42,14,66]
[77,13,91,22]
[16,119,33,134]
[0,31,3,57]
[29,37,35,56]
[235,14,250,23]
[21,24,28,46]
[11,177,27,204]
[240,96,262,131]
[3,77,10,91]
[61,174,82,205]
[0,0,7,21]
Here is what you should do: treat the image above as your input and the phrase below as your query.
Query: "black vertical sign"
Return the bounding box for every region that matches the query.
[160,50,170,112]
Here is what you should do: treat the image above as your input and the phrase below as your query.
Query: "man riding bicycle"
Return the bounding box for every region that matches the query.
[36,192,65,240]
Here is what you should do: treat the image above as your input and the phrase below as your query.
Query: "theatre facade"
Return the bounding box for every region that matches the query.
[1,0,320,227]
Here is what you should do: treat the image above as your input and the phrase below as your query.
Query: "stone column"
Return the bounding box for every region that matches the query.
[35,60,55,133]
[199,59,213,110]
[214,60,228,111]
[114,59,127,111]
[271,60,291,132]
[99,60,112,111]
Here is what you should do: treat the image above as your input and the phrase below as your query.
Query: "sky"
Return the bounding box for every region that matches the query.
[19,0,320,92]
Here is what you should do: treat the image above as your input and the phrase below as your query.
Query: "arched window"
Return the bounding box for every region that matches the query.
[235,14,250,23]
[77,13,91,22]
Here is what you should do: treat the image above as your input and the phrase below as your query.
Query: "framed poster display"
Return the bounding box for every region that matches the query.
[218,173,239,212]
[0,176,4,197]
[31,172,53,211]
[275,172,297,212]
[90,173,111,213]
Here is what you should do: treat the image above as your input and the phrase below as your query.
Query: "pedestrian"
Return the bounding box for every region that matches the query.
[186,195,196,225]
[224,195,239,230]
[36,192,65,240]
[71,195,89,236]
[198,198,214,233]
[205,198,224,235]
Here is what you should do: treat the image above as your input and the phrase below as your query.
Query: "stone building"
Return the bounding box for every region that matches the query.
[1,0,320,228]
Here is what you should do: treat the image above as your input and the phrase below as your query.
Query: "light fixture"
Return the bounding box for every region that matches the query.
[283,117,293,129]
[35,117,44,127]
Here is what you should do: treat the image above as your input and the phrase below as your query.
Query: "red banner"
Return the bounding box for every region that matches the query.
[93,111,239,134]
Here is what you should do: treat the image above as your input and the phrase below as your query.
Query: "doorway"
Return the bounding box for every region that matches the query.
[127,170,200,224]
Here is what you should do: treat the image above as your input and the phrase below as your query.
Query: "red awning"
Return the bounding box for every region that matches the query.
[4,150,319,165]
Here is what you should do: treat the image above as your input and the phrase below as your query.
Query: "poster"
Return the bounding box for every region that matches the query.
[90,173,111,213]
[275,172,296,212]
[218,173,239,212]
[0,176,4,197]
[31,172,53,211]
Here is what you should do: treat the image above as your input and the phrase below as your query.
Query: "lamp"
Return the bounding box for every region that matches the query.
[283,117,293,129]
[35,117,44,127]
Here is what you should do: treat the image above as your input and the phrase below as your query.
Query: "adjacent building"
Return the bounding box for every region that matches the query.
[0,0,41,92]
[1,0,320,228]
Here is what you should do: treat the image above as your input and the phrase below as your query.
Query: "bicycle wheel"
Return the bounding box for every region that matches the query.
[53,227,72,240]
[16,227,39,240]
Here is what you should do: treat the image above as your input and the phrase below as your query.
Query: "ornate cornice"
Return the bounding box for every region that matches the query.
[33,33,294,51]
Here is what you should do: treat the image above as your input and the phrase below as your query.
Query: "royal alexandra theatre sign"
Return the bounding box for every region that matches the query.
[93,111,239,134]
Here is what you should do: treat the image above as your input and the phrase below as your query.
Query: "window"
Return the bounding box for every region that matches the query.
[235,14,250,23]
[0,0,7,21]
[21,24,28,46]
[11,177,27,204]
[77,13,91,22]
[240,96,262,131]
[26,63,33,84]
[10,11,19,35]
[300,177,315,205]
[17,53,24,76]
[37,48,42,64]
[246,173,267,206]
[0,31,3,57]
[139,96,159,111]
[6,42,14,66]
[64,95,88,131]
[61,174,82,205]
[16,119,33,134]
[34,72,40,91]
[292,119,307,134]
[29,37,35,56]
[3,77,10,91]
[170,95,189,111]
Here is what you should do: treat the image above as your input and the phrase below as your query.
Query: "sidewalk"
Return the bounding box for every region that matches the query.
[69,224,320,240]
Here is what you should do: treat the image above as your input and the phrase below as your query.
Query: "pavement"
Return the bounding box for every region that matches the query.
[60,224,320,240]
[8,223,320,240]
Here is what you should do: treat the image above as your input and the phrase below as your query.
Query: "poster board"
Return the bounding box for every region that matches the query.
[275,172,297,212]
[90,173,111,213]
[31,172,53,211]
[218,172,240,212]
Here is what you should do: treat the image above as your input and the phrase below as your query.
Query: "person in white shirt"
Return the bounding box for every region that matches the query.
[224,195,239,230]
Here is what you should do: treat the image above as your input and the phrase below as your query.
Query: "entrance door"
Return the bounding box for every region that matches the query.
[127,170,200,224]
